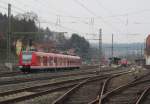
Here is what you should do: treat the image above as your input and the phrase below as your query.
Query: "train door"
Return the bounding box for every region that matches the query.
[43,56,47,66]
[54,57,57,67]
[40,56,43,66]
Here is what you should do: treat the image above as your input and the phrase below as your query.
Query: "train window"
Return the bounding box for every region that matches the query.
[22,51,32,63]
[60,58,62,66]
[63,58,65,66]
[64,58,66,66]
[61,58,62,66]
[54,57,57,66]
[62,58,64,65]
[57,58,59,66]
[57,57,60,66]
[49,57,53,65]
[43,57,47,66]
[59,58,61,66]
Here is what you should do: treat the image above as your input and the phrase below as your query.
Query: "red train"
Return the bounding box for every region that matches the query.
[18,51,81,72]
[120,59,128,67]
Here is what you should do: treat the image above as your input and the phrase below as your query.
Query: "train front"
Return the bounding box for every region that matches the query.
[18,51,33,72]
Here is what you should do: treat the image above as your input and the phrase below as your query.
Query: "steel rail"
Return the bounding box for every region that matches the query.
[52,71,130,104]
[87,69,150,104]
[0,70,129,104]
[0,66,99,78]
[135,86,150,104]
[0,71,21,77]
[0,70,128,97]
[0,75,108,104]
[0,65,122,78]
[98,73,129,104]
[0,71,97,86]
[0,68,127,86]
[0,83,76,104]
[102,79,150,102]
[88,71,131,104]
[0,76,93,97]
[52,75,108,104]
[98,78,111,104]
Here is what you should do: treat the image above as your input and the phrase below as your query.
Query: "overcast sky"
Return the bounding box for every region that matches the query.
[0,0,150,43]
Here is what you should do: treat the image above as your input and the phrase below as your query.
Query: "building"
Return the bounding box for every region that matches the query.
[144,35,150,67]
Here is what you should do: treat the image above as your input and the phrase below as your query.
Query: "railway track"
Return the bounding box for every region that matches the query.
[52,71,131,104]
[0,65,99,78]
[0,65,121,78]
[0,74,108,104]
[88,74,124,104]
[135,85,150,104]
[0,70,129,104]
[0,71,21,77]
[0,67,125,86]
[101,79,150,104]
[0,71,96,86]
[88,68,150,104]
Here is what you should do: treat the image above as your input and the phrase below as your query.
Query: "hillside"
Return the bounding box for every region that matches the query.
[91,43,145,59]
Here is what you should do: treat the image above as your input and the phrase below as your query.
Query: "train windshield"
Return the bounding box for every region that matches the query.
[22,51,32,63]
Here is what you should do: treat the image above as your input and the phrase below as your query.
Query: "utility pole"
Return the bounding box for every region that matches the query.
[141,45,143,58]
[99,28,102,73]
[38,20,40,33]
[140,45,143,65]
[7,3,11,64]
[111,34,114,58]
[37,20,41,41]
[126,47,129,59]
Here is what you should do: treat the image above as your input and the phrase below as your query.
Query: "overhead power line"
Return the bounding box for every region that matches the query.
[0,4,7,10]
[10,1,91,34]
[104,9,150,18]
[72,0,121,32]
[0,3,82,35]
[0,1,118,36]
[40,19,85,34]
[73,0,97,16]
[0,1,27,14]
[95,0,125,24]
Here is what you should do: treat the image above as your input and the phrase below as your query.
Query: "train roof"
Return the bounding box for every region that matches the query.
[31,51,80,59]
